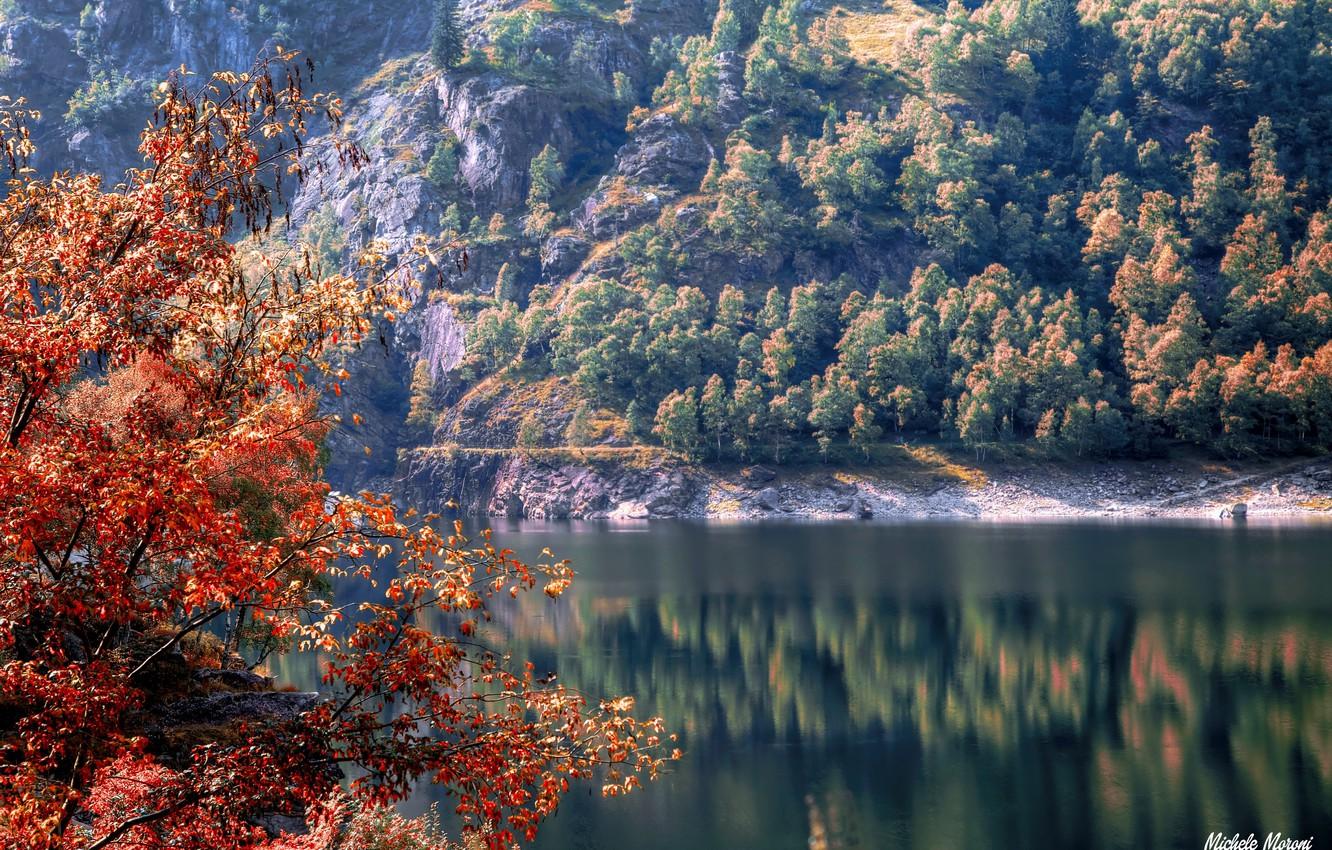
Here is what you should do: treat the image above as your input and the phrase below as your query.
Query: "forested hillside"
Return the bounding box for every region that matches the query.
[7,0,1332,472]
[394,0,1332,464]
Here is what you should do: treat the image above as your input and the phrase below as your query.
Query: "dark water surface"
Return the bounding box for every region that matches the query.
[274,519,1332,849]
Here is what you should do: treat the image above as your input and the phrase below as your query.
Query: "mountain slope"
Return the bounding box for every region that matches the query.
[7,0,1332,514]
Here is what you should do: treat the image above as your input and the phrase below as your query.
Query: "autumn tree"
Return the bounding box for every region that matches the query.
[0,55,672,850]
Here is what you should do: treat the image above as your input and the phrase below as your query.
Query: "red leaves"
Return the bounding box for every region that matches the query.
[0,51,672,850]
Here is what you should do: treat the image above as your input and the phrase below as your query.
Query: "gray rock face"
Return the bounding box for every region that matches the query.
[1,0,435,176]
[157,691,321,726]
[574,111,711,240]
[576,183,663,240]
[540,233,591,282]
[613,112,711,190]
[740,466,776,488]
[418,301,467,384]
[714,50,747,127]
[487,459,697,520]
[404,451,700,520]
[437,73,579,210]
[193,669,273,691]
[755,487,782,511]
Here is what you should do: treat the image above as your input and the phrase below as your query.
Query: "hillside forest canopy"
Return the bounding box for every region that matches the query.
[409,0,1332,463]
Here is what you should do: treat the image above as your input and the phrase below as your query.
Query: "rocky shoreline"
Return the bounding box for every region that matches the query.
[401,448,1332,522]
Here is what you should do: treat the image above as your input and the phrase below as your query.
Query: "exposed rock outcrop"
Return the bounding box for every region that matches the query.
[401,452,1332,521]
[156,690,321,726]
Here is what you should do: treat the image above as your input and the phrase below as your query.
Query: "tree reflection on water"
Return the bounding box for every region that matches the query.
[269,520,1332,849]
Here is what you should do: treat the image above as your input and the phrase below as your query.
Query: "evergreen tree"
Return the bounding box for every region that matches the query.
[430,0,465,71]
[1246,116,1291,236]
[653,388,701,455]
[1060,398,1095,456]
[426,135,459,188]
[406,360,436,433]
[700,374,730,459]
[1182,126,1240,251]
[809,367,857,461]
[517,411,544,450]
[758,287,786,332]
[526,144,565,237]
[494,261,517,303]
[565,402,595,447]
[730,378,768,460]
[626,399,650,437]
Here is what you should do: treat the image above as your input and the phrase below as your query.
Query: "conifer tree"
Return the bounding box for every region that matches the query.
[406,360,437,432]
[700,374,730,458]
[517,411,544,449]
[565,402,595,447]
[431,0,465,70]
[653,388,700,455]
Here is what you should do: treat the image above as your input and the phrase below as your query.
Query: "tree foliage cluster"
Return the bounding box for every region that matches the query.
[0,55,672,850]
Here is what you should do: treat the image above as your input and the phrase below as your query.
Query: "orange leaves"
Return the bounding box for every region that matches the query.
[0,49,671,850]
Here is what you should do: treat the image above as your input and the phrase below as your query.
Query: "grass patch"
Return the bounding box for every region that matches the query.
[889,444,989,489]
[824,0,932,67]
[416,444,669,467]
[354,53,425,97]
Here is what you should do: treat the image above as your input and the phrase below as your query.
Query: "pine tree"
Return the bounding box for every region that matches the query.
[528,144,565,210]
[653,388,700,455]
[517,411,544,450]
[565,402,595,447]
[626,399,650,437]
[431,0,465,70]
[526,144,565,237]
[1060,398,1094,456]
[1183,126,1240,251]
[700,374,730,458]
[809,367,857,461]
[495,261,517,303]
[758,287,786,332]
[732,379,769,460]
[406,360,436,433]
[1246,116,1291,235]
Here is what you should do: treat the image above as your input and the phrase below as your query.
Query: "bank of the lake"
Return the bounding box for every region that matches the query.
[402,446,1332,521]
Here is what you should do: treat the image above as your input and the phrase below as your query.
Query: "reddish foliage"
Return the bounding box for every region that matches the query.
[0,54,674,850]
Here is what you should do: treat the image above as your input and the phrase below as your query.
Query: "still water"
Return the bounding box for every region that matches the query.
[274,519,1332,849]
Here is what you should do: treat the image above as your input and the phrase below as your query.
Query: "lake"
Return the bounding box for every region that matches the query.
[272,519,1332,849]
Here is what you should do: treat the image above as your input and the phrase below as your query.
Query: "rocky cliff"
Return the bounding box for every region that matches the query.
[0,1,432,174]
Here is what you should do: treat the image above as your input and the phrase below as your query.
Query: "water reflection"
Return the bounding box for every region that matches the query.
[271,520,1332,849]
